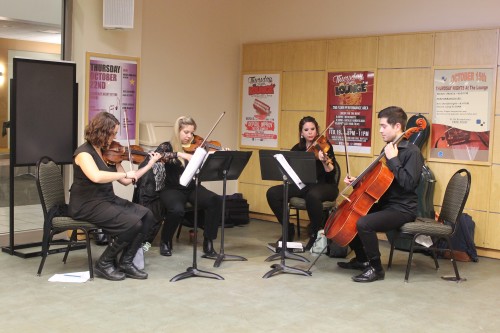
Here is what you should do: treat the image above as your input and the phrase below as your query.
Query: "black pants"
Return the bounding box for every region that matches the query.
[266,183,338,236]
[117,210,156,243]
[349,207,415,261]
[159,186,222,242]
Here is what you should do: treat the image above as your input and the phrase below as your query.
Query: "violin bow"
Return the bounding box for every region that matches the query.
[342,125,351,178]
[306,119,335,152]
[199,112,225,148]
[122,108,136,187]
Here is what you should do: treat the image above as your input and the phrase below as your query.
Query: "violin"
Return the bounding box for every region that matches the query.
[182,134,223,154]
[103,141,175,165]
[307,135,333,165]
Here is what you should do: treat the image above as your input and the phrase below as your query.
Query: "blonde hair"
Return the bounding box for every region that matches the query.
[172,116,197,165]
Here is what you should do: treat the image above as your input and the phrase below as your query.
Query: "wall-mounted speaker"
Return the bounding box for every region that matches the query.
[103,0,134,29]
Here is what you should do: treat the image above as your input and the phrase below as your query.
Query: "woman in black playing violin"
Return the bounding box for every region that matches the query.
[266,116,339,249]
[68,112,161,281]
[158,116,222,257]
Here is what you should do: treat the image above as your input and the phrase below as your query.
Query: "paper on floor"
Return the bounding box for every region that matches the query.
[48,271,90,283]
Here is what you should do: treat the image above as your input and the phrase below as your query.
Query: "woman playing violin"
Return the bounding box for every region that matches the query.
[266,116,339,250]
[158,116,222,257]
[68,111,162,281]
[337,106,424,283]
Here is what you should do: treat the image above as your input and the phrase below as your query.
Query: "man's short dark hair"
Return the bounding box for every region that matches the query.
[378,106,407,129]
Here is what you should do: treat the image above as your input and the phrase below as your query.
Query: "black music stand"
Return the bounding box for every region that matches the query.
[170,150,224,282]
[259,150,316,278]
[198,151,252,267]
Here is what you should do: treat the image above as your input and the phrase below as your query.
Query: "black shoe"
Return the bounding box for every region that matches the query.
[159,241,172,257]
[202,237,217,257]
[352,266,385,283]
[337,257,370,270]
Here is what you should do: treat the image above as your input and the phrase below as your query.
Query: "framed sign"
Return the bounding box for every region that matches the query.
[430,68,493,162]
[326,71,375,155]
[240,73,280,148]
[86,52,140,144]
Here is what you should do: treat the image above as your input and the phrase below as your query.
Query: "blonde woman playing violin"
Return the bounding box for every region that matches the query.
[266,116,339,250]
[158,116,222,258]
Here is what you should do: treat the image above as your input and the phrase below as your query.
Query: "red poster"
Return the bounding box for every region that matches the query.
[326,71,374,154]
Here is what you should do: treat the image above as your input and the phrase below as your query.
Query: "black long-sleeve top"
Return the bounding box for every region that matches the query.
[377,140,424,215]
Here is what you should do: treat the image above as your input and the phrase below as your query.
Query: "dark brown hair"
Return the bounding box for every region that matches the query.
[84,112,120,148]
[378,106,408,129]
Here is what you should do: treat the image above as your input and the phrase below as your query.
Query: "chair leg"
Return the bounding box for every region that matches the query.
[37,229,53,276]
[430,247,439,270]
[296,209,300,238]
[63,230,78,264]
[387,235,397,270]
[445,236,461,281]
[405,235,419,282]
[82,229,95,280]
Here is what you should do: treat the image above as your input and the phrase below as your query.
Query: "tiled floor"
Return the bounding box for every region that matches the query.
[0,204,44,234]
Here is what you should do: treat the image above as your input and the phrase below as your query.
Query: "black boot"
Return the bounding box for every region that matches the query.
[119,233,148,280]
[203,237,217,257]
[159,240,172,256]
[95,239,128,281]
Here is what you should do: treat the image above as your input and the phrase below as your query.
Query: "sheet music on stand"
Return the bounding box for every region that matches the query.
[274,154,305,190]
[179,147,207,187]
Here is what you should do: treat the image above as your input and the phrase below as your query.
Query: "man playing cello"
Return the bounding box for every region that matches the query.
[337,106,424,282]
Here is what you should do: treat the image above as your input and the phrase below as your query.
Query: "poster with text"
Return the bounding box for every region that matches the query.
[326,71,374,154]
[240,73,280,148]
[88,54,138,144]
[431,68,493,162]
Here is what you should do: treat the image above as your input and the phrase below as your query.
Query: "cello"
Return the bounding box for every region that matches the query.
[324,119,426,247]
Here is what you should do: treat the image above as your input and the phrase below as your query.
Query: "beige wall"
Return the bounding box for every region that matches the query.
[240,0,500,42]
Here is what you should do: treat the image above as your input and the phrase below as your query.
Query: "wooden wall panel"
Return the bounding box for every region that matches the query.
[238,182,274,215]
[242,43,285,71]
[434,29,498,67]
[466,209,488,247]
[284,40,327,71]
[493,103,500,164]
[378,33,434,68]
[426,162,490,212]
[490,164,500,213]
[484,212,500,249]
[281,71,326,110]
[376,68,433,114]
[327,37,378,70]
